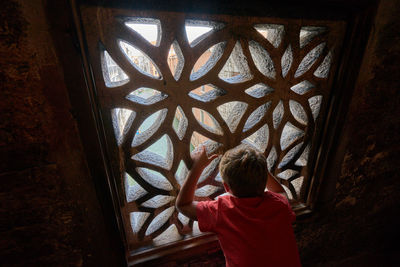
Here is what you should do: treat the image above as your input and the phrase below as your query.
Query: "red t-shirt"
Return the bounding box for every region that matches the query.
[197,191,301,267]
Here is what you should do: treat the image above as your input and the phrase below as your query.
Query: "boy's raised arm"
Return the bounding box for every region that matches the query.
[176,146,218,221]
[266,171,286,195]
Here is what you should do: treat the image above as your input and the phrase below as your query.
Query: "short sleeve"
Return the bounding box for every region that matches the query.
[273,192,296,223]
[196,200,219,232]
[282,196,296,223]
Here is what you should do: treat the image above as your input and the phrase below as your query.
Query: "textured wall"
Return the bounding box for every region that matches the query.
[0,0,123,266]
[295,0,400,265]
[1,0,399,266]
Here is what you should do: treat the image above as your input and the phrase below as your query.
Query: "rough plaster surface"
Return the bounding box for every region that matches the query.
[0,0,121,266]
[295,0,400,265]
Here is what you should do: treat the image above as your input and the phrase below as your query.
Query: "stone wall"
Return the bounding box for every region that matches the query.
[0,0,124,266]
[296,0,400,265]
[1,0,399,266]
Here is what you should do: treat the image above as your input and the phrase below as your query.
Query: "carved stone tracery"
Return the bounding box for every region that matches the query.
[81,8,345,251]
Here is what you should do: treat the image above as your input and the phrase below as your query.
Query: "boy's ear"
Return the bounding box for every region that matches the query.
[223,182,231,193]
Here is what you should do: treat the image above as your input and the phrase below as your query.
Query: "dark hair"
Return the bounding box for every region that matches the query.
[219,146,268,197]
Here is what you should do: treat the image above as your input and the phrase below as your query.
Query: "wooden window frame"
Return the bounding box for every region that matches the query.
[48,0,378,265]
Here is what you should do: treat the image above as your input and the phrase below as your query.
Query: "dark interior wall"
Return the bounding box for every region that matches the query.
[296,0,400,265]
[1,0,399,267]
[0,0,124,266]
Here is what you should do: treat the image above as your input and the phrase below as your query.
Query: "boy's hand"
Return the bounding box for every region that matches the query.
[176,146,219,221]
[191,145,219,171]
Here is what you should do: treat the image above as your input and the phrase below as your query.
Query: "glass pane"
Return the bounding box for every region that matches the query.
[309,95,323,121]
[195,185,220,197]
[249,40,275,78]
[141,195,175,208]
[101,50,129,87]
[125,18,161,46]
[314,51,332,78]
[291,80,314,95]
[191,42,226,80]
[189,84,226,102]
[172,106,188,140]
[120,41,162,78]
[272,101,284,129]
[132,134,173,170]
[242,124,269,153]
[281,45,293,78]
[132,109,167,147]
[198,157,220,184]
[111,108,135,143]
[190,131,222,156]
[192,108,223,135]
[245,83,274,98]
[145,206,175,236]
[267,147,277,171]
[243,103,271,132]
[153,224,182,245]
[279,142,303,168]
[126,88,168,105]
[254,24,284,48]
[218,41,253,83]
[125,173,147,202]
[217,101,248,133]
[136,168,173,191]
[185,20,224,47]
[289,100,308,125]
[281,122,304,151]
[299,26,326,48]
[130,212,150,233]
[295,42,326,78]
[175,160,189,186]
[168,41,184,80]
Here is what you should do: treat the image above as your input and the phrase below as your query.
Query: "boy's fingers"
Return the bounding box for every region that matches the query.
[208,154,219,161]
[192,145,205,156]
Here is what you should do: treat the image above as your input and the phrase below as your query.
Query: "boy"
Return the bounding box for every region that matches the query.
[176,146,301,267]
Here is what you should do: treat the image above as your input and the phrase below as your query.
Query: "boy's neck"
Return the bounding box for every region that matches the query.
[230,192,265,198]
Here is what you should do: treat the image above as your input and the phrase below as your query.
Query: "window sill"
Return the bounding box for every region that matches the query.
[128,205,312,266]
[128,233,219,266]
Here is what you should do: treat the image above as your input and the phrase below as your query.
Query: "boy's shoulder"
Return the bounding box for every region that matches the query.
[263,191,291,208]
[216,191,289,209]
[266,191,289,202]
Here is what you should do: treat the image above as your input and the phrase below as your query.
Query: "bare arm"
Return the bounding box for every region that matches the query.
[176,146,218,221]
[266,171,286,194]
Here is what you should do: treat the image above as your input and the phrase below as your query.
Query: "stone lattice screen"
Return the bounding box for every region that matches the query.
[80,7,345,252]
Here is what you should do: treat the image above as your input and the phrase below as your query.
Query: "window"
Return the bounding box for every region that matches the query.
[78,6,345,260]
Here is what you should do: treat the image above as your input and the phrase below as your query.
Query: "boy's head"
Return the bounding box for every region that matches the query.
[219,146,268,198]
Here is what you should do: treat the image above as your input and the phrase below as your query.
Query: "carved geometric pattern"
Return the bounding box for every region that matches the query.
[81,8,345,252]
